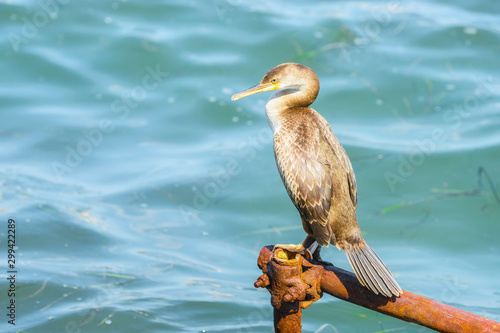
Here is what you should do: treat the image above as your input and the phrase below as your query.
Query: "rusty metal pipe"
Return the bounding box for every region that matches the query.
[256,246,500,333]
[269,250,303,332]
[256,246,323,332]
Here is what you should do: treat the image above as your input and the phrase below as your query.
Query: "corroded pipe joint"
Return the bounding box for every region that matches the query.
[255,274,270,288]
[269,252,303,312]
[255,247,324,311]
[283,285,303,303]
[299,260,323,309]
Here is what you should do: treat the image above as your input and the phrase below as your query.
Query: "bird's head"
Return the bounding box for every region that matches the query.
[231,63,319,105]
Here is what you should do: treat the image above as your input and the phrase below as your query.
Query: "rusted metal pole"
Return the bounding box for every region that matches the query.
[255,246,500,333]
[255,246,323,332]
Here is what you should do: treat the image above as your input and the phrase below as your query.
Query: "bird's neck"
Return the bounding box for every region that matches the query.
[265,87,318,133]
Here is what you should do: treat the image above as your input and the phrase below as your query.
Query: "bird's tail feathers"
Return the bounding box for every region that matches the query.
[344,240,402,297]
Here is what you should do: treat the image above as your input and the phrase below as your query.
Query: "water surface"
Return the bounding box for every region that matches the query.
[1,1,499,332]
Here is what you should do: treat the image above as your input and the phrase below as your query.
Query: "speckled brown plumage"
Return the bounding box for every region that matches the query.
[273,106,358,247]
[232,63,402,297]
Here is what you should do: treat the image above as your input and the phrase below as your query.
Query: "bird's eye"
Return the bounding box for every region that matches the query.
[271,79,277,84]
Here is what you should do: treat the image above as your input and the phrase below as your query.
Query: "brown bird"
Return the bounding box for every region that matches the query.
[231,63,402,297]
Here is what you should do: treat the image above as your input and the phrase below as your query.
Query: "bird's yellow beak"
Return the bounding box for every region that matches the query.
[231,82,279,101]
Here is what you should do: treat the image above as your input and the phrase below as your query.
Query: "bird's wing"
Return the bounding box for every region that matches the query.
[316,114,358,208]
[274,119,335,245]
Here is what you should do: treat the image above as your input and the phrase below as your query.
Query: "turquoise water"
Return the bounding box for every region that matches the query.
[1,1,500,332]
